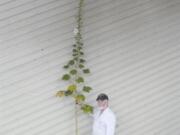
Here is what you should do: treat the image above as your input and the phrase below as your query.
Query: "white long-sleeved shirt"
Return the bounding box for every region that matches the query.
[92,107,116,135]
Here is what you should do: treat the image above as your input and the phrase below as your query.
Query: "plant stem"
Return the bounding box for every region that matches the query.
[75,103,79,135]
[75,1,84,135]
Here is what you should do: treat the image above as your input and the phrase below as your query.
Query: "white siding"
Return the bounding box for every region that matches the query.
[0,0,180,135]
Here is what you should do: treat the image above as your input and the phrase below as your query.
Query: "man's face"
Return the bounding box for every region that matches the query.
[97,99,108,110]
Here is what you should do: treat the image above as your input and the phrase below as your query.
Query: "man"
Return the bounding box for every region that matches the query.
[92,93,116,135]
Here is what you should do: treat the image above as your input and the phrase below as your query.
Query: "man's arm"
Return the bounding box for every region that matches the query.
[106,116,116,135]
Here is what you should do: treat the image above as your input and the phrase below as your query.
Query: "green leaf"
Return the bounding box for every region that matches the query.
[68,60,75,65]
[70,69,77,75]
[73,49,77,52]
[67,84,77,92]
[63,65,69,69]
[83,69,90,74]
[73,53,78,56]
[80,59,86,63]
[76,94,85,102]
[76,77,84,83]
[56,91,65,97]
[81,104,93,113]
[65,90,73,96]
[73,44,76,47]
[79,64,84,69]
[74,57,78,61]
[80,52,84,55]
[78,47,82,50]
[83,86,92,92]
[62,74,70,80]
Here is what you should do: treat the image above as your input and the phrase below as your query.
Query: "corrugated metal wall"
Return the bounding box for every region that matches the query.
[0,0,180,135]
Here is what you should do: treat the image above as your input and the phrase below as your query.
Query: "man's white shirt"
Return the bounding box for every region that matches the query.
[92,107,116,135]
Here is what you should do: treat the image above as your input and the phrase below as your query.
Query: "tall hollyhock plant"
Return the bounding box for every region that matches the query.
[56,0,93,135]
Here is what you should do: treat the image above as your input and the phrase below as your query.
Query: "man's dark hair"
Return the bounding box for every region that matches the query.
[96,93,109,101]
